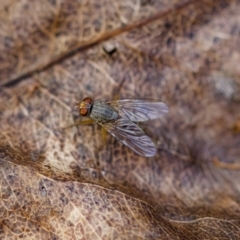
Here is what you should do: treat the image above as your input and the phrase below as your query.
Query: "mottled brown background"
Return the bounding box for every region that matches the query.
[0,0,240,239]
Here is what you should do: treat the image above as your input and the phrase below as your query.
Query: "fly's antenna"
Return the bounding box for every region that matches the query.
[75,101,80,109]
[79,101,91,109]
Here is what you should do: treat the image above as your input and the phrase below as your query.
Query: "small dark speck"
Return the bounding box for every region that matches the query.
[213,37,220,43]
[194,53,199,58]
[55,32,62,37]
[166,37,174,46]
[187,32,194,39]
[23,3,29,10]
[140,0,152,6]
[165,22,171,29]
[38,115,45,122]
[205,58,210,66]
[4,37,14,48]
[14,190,20,196]
[68,221,74,227]
[175,84,180,91]
[86,84,92,91]
[40,186,47,196]
[17,111,26,120]
[71,59,76,65]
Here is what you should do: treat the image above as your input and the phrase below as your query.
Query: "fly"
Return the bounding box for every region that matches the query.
[77,97,169,157]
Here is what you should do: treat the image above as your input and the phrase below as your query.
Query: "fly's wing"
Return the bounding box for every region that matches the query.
[99,118,156,157]
[108,99,169,122]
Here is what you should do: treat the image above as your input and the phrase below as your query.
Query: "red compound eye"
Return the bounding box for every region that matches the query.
[80,107,89,116]
[79,97,93,116]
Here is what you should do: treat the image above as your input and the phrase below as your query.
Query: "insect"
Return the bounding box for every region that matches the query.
[76,97,169,157]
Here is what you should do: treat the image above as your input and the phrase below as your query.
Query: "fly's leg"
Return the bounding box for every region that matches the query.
[73,119,95,125]
[213,157,240,170]
[94,127,108,168]
[95,127,108,152]
[63,119,95,129]
[101,127,108,148]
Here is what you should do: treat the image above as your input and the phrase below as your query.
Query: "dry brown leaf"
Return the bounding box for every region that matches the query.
[0,0,240,239]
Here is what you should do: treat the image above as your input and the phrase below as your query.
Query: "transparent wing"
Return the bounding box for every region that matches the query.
[99,118,156,157]
[108,99,169,122]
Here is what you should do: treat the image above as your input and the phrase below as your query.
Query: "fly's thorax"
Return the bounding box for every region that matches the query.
[90,101,118,122]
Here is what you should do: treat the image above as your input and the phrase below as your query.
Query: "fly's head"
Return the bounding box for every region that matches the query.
[77,97,93,116]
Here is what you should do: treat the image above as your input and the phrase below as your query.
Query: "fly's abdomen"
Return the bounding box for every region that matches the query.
[90,101,118,122]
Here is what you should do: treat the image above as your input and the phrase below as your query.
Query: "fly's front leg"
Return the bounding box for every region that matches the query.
[63,119,95,129]
[101,127,107,146]
[94,127,108,153]
[74,119,95,125]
